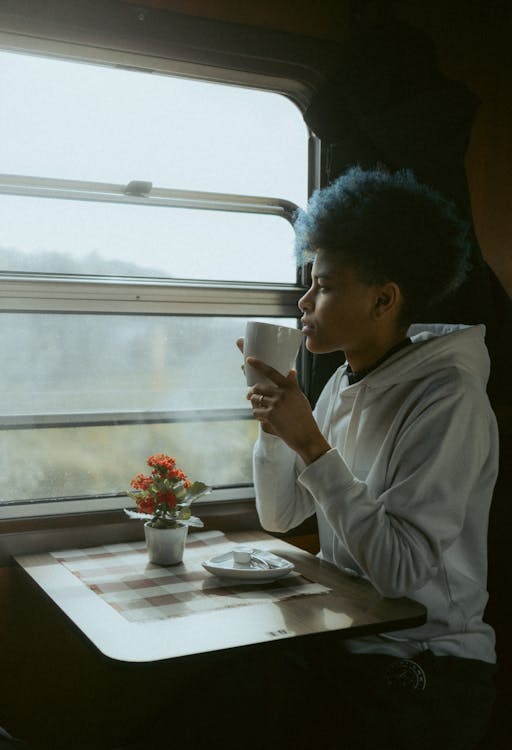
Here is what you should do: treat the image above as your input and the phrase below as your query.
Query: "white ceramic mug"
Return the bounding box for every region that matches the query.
[243,321,303,386]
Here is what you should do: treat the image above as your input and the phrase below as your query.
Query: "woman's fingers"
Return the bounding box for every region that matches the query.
[245,356,288,387]
[246,383,277,402]
[236,337,244,353]
[250,392,269,410]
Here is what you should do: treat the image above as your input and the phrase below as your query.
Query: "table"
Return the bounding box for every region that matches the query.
[15,529,426,663]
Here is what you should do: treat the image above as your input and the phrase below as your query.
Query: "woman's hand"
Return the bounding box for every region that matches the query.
[237,338,278,436]
[246,356,331,465]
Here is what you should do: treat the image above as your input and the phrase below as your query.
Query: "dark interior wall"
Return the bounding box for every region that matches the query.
[123,0,353,39]
[394,0,512,296]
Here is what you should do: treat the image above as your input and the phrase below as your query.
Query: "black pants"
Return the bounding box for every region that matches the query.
[320,648,497,750]
[0,728,31,750]
[122,642,497,750]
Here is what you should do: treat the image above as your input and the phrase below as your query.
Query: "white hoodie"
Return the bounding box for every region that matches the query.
[254,324,498,663]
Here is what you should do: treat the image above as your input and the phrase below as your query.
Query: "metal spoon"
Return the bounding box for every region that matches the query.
[232,548,274,568]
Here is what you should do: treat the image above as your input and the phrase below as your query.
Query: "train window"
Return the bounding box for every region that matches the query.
[0,47,309,517]
[0,50,306,204]
[0,194,297,283]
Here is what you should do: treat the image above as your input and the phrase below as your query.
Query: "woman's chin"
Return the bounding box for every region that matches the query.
[305,336,323,354]
[305,337,342,355]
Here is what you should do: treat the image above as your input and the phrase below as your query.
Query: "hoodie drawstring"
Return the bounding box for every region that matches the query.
[343,384,367,467]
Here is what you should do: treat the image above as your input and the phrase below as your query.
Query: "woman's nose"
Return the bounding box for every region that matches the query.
[298,287,313,312]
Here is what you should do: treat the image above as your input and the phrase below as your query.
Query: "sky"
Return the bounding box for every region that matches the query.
[0,48,309,283]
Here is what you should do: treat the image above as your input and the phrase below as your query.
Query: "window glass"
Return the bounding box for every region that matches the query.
[0,196,296,283]
[0,314,296,415]
[0,421,258,503]
[0,50,308,206]
[0,314,298,504]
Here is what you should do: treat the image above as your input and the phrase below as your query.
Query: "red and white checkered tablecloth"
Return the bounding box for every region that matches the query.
[50,530,330,623]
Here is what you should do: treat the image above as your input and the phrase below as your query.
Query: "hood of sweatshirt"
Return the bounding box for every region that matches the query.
[327,325,490,468]
[356,324,490,391]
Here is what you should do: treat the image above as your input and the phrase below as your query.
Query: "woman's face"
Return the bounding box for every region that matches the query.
[298,249,383,357]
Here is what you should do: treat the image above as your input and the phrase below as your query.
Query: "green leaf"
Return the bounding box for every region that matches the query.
[184,482,211,502]
[187,515,204,528]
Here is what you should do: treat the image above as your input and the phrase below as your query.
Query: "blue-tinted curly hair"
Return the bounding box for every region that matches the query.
[294,166,472,326]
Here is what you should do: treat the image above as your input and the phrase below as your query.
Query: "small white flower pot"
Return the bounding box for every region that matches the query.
[144,521,188,565]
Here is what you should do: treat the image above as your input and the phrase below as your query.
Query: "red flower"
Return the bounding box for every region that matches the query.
[147,453,177,476]
[168,468,190,484]
[130,473,153,491]
[136,495,156,515]
[157,491,177,508]
[145,454,191,485]
[127,453,201,524]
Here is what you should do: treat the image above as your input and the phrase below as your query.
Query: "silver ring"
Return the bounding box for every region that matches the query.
[258,394,264,406]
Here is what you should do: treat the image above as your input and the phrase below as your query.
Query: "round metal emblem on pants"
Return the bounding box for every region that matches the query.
[384,658,427,692]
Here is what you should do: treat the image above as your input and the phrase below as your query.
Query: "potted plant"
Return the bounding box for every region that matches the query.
[125,453,210,565]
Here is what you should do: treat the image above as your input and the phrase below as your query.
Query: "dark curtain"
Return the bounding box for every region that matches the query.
[303,20,512,409]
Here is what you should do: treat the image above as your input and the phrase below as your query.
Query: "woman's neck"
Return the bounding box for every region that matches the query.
[346,333,410,376]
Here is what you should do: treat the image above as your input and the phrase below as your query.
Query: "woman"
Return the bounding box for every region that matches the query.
[245,167,498,750]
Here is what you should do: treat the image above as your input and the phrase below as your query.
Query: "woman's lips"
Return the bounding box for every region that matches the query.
[301,321,315,334]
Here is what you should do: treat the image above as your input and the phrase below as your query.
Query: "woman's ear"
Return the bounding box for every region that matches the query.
[373,282,402,320]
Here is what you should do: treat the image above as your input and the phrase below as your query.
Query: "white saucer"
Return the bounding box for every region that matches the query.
[202,548,294,581]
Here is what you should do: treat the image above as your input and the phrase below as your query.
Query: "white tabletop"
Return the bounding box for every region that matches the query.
[15,529,426,663]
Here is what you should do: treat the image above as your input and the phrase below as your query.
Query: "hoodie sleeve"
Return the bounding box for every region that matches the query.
[298,377,498,598]
[253,368,341,532]
[253,430,314,531]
